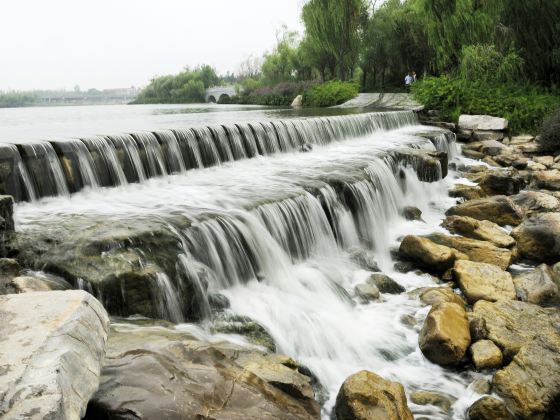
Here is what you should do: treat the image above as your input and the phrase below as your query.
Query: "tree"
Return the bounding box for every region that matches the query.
[302,0,367,81]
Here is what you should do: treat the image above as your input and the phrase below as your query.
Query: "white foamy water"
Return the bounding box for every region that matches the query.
[15,114,484,419]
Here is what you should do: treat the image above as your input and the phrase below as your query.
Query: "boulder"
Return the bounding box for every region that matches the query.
[452,260,516,303]
[510,135,534,145]
[409,391,454,412]
[86,323,320,420]
[534,155,555,167]
[348,247,380,272]
[494,341,560,419]
[448,184,486,201]
[367,273,405,294]
[458,115,508,131]
[417,287,465,308]
[211,314,276,353]
[419,302,471,365]
[334,370,413,420]
[476,169,523,196]
[468,315,489,342]
[511,212,560,263]
[511,190,560,216]
[428,233,513,270]
[0,291,109,420]
[442,215,515,248]
[398,235,456,274]
[354,283,380,303]
[512,264,560,305]
[446,196,523,226]
[0,258,21,294]
[457,129,473,142]
[473,131,505,142]
[401,206,423,221]
[531,169,560,191]
[472,300,560,360]
[480,140,510,157]
[291,95,303,108]
[470,339,503,370]
[467,397,513,420]
[10,274,72,293]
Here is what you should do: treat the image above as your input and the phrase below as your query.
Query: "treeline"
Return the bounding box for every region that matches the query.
[0,92,36,108]
[133,65,220,104]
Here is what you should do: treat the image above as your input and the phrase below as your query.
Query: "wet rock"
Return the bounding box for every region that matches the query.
[470,339,503,370]
[419,302,471,365]
[512,264,560,305]
[401,206,423,221]
[480,140,511,157]
[458,115,508,131]
[463,149,485,160]
[0,258,21,294]
[467,396,513,420]
[334,370,413,420]
[348,247,380,272]
[472,300,560,360]
[532,169,560,190]
[410,391,454,412]
[511,190,560,216]
[86,323,320,420]
[208,292,230,311]
[534,155,555,167]
[453,260,515,303]
[367,273,405,294]
[449,184,487,201]
[212,314,276,353]
[428,233,513,270]
[470,378,492,395]
[494,340,560,419]
[10,274,72,293]
[446,196,523,227]
[291,94,303,108]
[354,282,380,303]
[442,216,515,248]
[457,129,474,142]
[510,135,534,145]
[475,169,523,196]
[417,287,465,308]
[468,315,488,341]
[399,235,457,274]
[511,212,560,263]
[0,291,109,420]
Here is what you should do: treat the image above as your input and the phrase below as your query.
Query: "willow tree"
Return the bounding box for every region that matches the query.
[302,0,367,81]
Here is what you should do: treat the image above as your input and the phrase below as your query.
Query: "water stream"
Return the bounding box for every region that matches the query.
[13,109,479,419]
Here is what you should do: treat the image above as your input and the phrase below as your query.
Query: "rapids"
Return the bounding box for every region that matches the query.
[14,110,480,419]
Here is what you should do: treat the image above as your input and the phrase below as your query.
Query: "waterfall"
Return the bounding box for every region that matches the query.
[2,111,425,202]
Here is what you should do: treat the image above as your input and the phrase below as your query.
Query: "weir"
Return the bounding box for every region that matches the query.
[15,110,467,417]
[0,111,456,202]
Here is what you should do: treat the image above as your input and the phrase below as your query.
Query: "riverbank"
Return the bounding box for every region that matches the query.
[0,110,558,419]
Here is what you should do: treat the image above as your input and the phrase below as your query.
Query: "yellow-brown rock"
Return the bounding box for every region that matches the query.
[453,260,516,303]
[470,339,503,370]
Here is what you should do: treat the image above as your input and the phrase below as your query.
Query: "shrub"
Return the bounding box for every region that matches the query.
[302,81,359,107]
[412,76,560,133]
[460,44,525,84]
[539,109,560,150]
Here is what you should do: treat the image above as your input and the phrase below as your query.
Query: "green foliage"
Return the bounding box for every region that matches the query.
[412,76,560,133]
[302,81,359,107]
[361,0,430,90]
[0,92,36,108]
[134,65,219,104]
[230,81,317,106]
[459,44,524,84]
[539,109,560,150]
[302,0,367,81]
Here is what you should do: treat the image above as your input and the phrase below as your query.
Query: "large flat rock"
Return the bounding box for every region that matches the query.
[0,291,110,420]
[458,115,508,131]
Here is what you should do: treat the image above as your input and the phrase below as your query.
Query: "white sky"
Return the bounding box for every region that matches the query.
[0,0,304,91]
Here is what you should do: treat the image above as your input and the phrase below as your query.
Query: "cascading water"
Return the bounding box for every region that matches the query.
[15,110,475,419]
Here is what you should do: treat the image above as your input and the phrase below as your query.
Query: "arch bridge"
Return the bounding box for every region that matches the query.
[204,86,237,103]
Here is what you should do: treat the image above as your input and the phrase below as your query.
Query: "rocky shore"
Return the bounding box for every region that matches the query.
[1,113,559,419]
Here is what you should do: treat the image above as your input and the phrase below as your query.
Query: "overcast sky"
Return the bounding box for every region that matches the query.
[0,0,304,91]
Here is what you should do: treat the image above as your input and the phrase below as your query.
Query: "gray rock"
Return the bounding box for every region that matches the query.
[0,291,109,420]
[401,206,423,221]
[367,273,405,294]
[512,264,560,305]
[354,283,380,303]
[458,115,508,131]
[86,323,319,420]
[467,396,513,420]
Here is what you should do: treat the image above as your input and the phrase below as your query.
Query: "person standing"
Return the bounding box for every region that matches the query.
[412,71,417,82]
[405,72,413,92]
